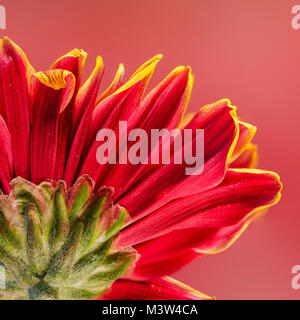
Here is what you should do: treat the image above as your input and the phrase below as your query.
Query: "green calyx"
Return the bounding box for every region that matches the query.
[0,175,136,300]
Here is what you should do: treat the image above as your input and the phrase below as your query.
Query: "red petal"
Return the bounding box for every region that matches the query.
[96,63,125,103]
[134,65,193,131]
[132,222,246,279]
[119,169,282,248]
[50,49,87,179]
[100,277,213,300]
[101,66,193,199]
[118,99,238,221]
[72,56,103,129]
[0,37,32,178]
[0,115,13,193]
[30,70,75,184]
[64,57,104,185]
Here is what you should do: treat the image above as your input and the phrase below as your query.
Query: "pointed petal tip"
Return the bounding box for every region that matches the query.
[1,36,11,49]
[155,53,163,60]
[95,55,104,66]
[111,55,161,97]
[117,63,125,74]
[163,277,215,300]
[130,54,163,78]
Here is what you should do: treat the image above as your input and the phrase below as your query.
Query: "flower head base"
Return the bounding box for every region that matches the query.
[0,175,136,300]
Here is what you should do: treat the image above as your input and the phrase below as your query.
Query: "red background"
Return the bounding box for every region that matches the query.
[1,0,299,299]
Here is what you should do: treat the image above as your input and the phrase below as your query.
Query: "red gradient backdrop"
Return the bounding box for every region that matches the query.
[0,0,299,299]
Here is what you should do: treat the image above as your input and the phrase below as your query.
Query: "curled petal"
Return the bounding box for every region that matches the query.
[50,49,87,84]
[100,277,213,300]
[0,37,32,179]
[30,69,75,184]
[50,49,87,179]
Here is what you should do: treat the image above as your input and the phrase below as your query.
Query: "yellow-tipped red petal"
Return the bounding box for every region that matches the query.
[30,69,75,184]
[110,54,162,99]
[0,37,32,179]
[120,168,282,248]
[100,277,213,300]
[72,56,104,127]
[96,63,125,103]
[136,65,193,129]
[126,169,281,278]
[64,57,104,185]
[50,49,88,179]
[130,54,163,79]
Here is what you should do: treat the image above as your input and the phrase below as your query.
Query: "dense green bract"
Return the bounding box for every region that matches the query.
[0,175,136,300]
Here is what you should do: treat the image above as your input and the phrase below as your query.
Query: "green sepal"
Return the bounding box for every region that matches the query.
[69,238,114,282]
[48,182,69,254]
[83,250,136,291]
[45,222,83,285]
[25,204,49,275]
[77,188,113,256]
[68,175,94,224]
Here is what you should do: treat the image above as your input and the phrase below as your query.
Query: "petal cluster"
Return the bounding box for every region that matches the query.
[0,38,282,300]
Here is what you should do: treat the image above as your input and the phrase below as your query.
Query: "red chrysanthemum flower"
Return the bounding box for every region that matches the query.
[0,38,281,300]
